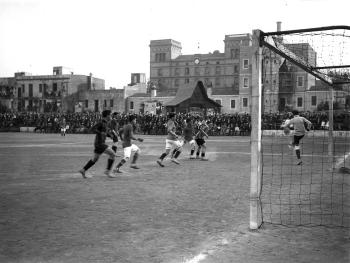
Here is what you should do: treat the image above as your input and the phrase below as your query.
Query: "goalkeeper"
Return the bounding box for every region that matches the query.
[114,115,144,173]
[284,110,312,165]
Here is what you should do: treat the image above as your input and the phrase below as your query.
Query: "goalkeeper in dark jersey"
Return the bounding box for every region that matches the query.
[113,115,144,173]
[79,110,117,178]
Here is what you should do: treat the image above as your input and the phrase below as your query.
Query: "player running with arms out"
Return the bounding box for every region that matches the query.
[182,117,196,159]
[157,112,182,167]
[109,112,120,156]
[79,110,117,178]
[195,117,209,161]
[113,115,143,173]
[284,110,312,165]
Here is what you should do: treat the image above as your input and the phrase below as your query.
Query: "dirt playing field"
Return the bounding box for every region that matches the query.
[0,133,349,263]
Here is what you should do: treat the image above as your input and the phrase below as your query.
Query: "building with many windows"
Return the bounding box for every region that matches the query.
[0,66,105,112]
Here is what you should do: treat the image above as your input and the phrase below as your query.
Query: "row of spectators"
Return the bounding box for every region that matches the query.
[0,111,349,135]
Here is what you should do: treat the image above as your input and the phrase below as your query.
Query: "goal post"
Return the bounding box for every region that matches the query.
[250,25,350,229]
[250,29,263,230]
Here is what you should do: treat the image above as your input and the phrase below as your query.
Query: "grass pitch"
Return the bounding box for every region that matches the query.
[0,133,348,263]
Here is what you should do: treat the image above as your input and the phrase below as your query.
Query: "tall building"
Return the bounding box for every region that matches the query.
[149,34,256,113]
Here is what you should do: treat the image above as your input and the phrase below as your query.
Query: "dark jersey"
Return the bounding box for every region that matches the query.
[183,124,193,141]
[119,123,135,148]
[92,120,108,148]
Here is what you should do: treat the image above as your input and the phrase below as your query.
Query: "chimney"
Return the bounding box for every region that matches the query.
[150,84,157,98]
[277,21,282,32]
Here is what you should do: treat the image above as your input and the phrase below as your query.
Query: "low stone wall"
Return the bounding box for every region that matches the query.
[19,127,36,132]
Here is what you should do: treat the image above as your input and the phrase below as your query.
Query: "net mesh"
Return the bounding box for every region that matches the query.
[259,26,350,227]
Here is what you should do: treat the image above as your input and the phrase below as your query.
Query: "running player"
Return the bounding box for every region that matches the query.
[109,112,120,156]
[79,110,117,178]
[195,117,209,161]
[285,110,312,165]
[156,112,182,167]
[182,117,196,159]
[113,115,144,173]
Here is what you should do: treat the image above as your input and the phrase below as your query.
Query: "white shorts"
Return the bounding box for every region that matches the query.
[165,139,182,150]
[183,139,196,147]
[123,144,140,159]
[61,128,66,132]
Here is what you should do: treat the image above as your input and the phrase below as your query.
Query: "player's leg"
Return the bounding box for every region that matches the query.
[103,147,116,177]
[195,139,203,159]
[171,140,182,164]
[130,145,141,169]
[79,153,101,178]
[294,135,304,165]
[157,139,172,167]
[189,140,196,159]
[200,141,208,161]
[114,146,132,173]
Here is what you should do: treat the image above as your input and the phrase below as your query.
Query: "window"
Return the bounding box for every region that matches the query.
[297,97,303,107]
[205,67,210,75]
[39,84,42,93]
[157,68,162,76]
[155,53,166,62]
[104,99,107,107]
[130,101,134,110]
[215,77,220,86]
[311,96,317,106]
[297,76,304,87]
[85,100,88,108]
[230,99,236,109]
[231,48,239,59]
[243,77,249,88]
[110,99,114,107]
[29,84,33,97]
[175,68,180,76]
[243,98,248,107]
[185,67,190,75]
[185,78,189,84]
[175,79,179,87]
[233,64,239,73]
[53,83,57,92]
[215,66,221,75]
[243,59,249,69]
[215,99,221,105]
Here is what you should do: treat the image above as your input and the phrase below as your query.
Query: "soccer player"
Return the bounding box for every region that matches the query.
[60,117,67,136]
[285,110,312,165]
[109,112,120,156]
[182,117,196,159]
[156,112,182,167]
[113,115,144,173]
[194,117,209,161]
[79,110,117,178]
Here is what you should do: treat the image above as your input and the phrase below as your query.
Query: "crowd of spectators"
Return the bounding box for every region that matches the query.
[0,111,349,135]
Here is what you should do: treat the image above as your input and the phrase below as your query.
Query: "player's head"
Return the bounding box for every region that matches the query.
[168,112,175,119]
[112,112,119,118]
[129,115,136,123]
[292,110,299,116]
[102,110,111,120]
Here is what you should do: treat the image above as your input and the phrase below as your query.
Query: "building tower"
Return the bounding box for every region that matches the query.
[149,39,182,92]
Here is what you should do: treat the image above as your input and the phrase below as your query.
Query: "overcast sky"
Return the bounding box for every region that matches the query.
[0,0,349,88]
